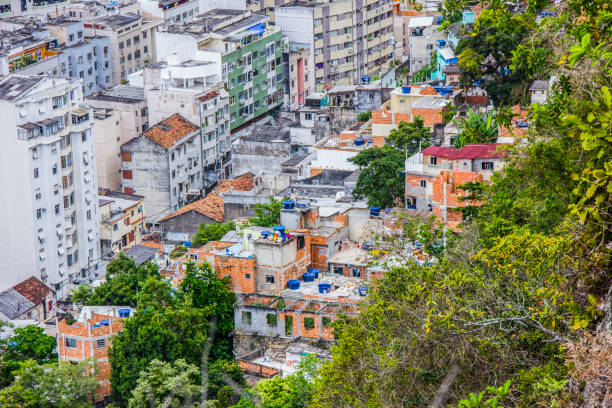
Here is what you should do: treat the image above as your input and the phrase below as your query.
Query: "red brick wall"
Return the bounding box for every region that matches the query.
[309,168,324,177]
[412,107,445,128]
[214,255,256,293]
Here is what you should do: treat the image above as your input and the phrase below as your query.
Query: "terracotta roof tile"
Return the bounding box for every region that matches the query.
[419,85,439,95]
[161,194,224,223]
[215,173,254,194]
[143,114,198,149]
[196,90,219,102]
[12,276,53,305]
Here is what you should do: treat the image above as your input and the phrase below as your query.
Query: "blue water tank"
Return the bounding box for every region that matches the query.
[297,200,309,209]
[261,230,271,239]
[318,283,332,294]
[92,324,100,329]
[401,86,412,94]
[370,206,381,217]
[283,200,295,209]
[288,280,301,290]
[118,309,131,318]
[302,272,315,282]
[354,138,365,146]
[366,138,373,144]
[273,225,286,233]
[99,319,109,327]
[307,268,321,278]
[436,40,446,47]
[358,286,368,296]
[361,75,371,84]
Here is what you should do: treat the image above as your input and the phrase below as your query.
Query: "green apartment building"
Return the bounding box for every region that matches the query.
[160,9,284,132]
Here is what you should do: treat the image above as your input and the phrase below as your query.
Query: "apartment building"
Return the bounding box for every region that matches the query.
[120,114,203,223]
[275,0,394,92]
[98,188,145,258]
[140,0,199,25]
[44,18,113,95]
[58,306,134,405]
[284,40,312,111]
[86,85,148,190]
[0,75,101,298]
[84,13,160,83]
[155,9,284,132]
[133,55,231,184]
[0,25,59,75]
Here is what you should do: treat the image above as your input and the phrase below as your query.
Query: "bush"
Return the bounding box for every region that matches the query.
[322,317,331,327]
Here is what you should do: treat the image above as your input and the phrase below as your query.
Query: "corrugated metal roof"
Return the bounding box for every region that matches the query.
[0,288,35,319]
[408,16,434,28]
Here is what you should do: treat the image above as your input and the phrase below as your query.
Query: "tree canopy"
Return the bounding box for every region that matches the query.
[348,146,405,208]
[386,117,432,153]
[249,197,283,227]
[192,221,236,246]
[0,359,98,408]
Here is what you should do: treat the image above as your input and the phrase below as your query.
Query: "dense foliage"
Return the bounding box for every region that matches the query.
[348,146,406,208]
[192,221,236,246]
[386,117,432,153]
[71,253,160,307]
[109,262,235,405]
[249,197,283,227]
[0,359,98,408]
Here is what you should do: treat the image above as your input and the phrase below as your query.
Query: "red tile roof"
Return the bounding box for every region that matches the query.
[422,144,508,159]
[160,194,224,223]
[12,276,53,305]
[215,173,254,194]
[143,114,198,149]
[196,90,219,102]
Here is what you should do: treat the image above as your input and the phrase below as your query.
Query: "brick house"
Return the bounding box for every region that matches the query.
[405,143,508,229]
[57,306,134,405]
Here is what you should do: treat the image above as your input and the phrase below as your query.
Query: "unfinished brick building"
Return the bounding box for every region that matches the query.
[57,306,133,405]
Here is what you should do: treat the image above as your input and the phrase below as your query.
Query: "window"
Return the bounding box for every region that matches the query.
[87,209,91,220]
[126,39,131,47]
[430,156,438,165]
[36,208,43,219]
[119,41,124,49]
[65,338,76,348]
[142,31,147,39]
[285,315,293,335]
[172,170,176,178]
[113,224,118,231]
[352,268,361,277]
[266,314,277,326]
[322,316,331,327]
[245,273,251,279]
[420,179,427,188]
[333,266,344,275]
[266,275,275,284]
[96,339,106,348]
[55,204,60,215]
[481,161,494,170]
[297,235,305,250]
[305,113,313,120]
[33,168,39,178]
[52,164,58,174]
[171,152,175,161]
[304,317,315,329]
[241,311,252,324]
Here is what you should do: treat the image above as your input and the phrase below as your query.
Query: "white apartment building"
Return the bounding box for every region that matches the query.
[140,0,199,25]
[85,85,148,190]
[0,75,100,298]
[84,13,161,83]
[275,0,395,92]
[132,54,231,186]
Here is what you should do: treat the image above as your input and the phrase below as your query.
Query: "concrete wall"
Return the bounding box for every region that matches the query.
[231,139,291,177]
[160,211,216,242]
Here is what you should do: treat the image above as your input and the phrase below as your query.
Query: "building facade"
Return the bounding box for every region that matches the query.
[98,189,145,258]
[84,13,160,84]
[86,85,148,190]
[155,9,284,132]
[120,113,203,223]
[275,0,394,91]
[0,75,101,297]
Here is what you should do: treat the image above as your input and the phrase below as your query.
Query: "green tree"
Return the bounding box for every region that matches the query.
[386,117,432,154]
[453,109,498,148]
[348,146,405,208]
[177,262,236,359]
[0,359,98,408]
[357,111,372,122]
[128,359,201,408]
[312,231,578,408]
[71,253,161,307]
[250,197,283,227]
[192,221,236,246]
[207,359,246,401]
[2,325,56,363]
